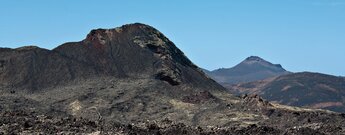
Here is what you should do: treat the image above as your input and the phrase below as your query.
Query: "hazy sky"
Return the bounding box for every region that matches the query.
[0,0,344,76]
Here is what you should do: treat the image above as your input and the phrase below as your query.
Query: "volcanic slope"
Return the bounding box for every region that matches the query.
[228,72,345,113]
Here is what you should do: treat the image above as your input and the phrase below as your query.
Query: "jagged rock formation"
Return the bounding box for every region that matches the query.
[204,56,290,85]
[0,23,345,134]
[227,72,345,113]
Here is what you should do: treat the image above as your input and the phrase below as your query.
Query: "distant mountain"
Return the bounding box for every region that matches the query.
[204,56,291,85]
[227,72,345,113]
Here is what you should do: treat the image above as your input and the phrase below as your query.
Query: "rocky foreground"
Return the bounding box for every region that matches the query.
[1,109,343,135]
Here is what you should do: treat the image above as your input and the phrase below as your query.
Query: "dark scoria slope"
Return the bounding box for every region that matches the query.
[228,72,345,113]
[205,56,290,85]
[0,23,221,91]
[1,24,345,134]
[0,46,98,91]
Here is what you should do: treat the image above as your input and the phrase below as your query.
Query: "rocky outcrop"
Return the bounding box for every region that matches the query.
[241,94,272,107]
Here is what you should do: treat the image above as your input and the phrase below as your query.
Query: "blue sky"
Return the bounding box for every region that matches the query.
[0,0,344,76]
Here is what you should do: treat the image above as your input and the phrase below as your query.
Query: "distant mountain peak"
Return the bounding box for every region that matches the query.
[205,56,290,84]
[244,56,265,62]
[239,56,286,70]
[241,56,273,65]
